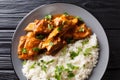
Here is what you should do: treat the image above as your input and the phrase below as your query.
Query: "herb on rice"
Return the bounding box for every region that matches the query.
[82,38,89,45]
[30,62,36,69]
[22,60,27,65]
[41,65,47,72]
[40,59,54,72]
[84,48,92,56]
[70,51,79,59]
[67,71,75,78]
[55,65,64,80]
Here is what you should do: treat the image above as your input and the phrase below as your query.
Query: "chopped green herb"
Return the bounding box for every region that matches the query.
[32,47,40,52]
[22,60,27,65]
[45,14,52,20]
[83,64,86,68]
[75,16,83,21]
[41,65,47,72]
[46,59,54,64]
[22,48,27,54]
[79,27,85,32]
[66,38,73,44]
[81,38,89,45]
[55,65,64,80]
[49,41,54,46]
[66,64,78,78]
[30,62,36,69]
[67,63,79,71]
[48,24,53,30]
[61,46,67,56]
[40,59,54,72]
[55,74,61,80]
[57,27,62,32]
[37,62,40,66]
[36,34,45,40]
[92,44,99,48]
[67,71,75,78]
[41,59,54,64]
[78,47,82,53]
[84,48,92,56]
[70,51,79,59]
[63,12,69,16]
[41,60,45,63]
[48,78,50,80]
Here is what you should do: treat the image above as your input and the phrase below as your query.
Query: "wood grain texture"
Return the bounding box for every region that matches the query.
[0,0,120,80]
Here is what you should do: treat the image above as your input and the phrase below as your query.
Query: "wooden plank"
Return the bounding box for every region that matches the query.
[102,69,120,80]
[0,55,13,69]
[0,0,120,29]
[0,70,18,80]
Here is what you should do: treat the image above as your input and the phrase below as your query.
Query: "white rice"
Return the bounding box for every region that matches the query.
[22,34,99,80]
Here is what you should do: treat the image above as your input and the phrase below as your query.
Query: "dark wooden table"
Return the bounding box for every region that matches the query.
[0,0,120,80]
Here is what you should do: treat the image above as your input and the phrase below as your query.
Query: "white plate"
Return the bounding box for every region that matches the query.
[11,3,109,80]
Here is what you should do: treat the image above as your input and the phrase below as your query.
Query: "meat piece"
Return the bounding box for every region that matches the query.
[47,27,59,40]
[18,33,41,60]
[24,37,40,51]
[53,15,67,26]
[73,23,92,39]
[61,29,73,40]
[26,32,35,38]
[24,19,39,31]
[33,19,53,34]
[71,18,78,25]
[18,36,27,55]
[47,21,74,40]
[40,37,66,55]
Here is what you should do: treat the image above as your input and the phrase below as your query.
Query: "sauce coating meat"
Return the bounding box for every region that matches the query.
[18,13,91,60]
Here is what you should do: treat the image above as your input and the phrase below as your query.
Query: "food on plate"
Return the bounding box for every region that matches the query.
[17,13,91,60]
[22,34,99,80]
[17,12,99,80]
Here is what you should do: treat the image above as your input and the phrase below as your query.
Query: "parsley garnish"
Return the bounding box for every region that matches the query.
[66,38,74,44]
[32,47,40,52]
[49,41,54,46]
[36,34,45,40]
[22,60,27,65]
[61,46,67,56]
[41,65,47,72]
[70,51,79,59]
[30,62,36,69]
[57,27,62,32]
[79,27,85,32]
[67,63,79,71]
[75,16,83,21]
[55,65,64,80]
[22,48,27,54]
[81,38,89,45]
[48,24,53,30]
[84,48,92,56]
[66,63,78,78]
[92,44,99,48]
[46,59,54,64]
[40,59,54,72]
[45,14,52,20]
[63,12,69,16]
[78,47,82,53]
[67,71,75,78]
